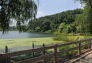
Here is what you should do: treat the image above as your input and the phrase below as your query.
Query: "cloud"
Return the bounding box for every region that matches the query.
[37,11,44,15]
[0,6,1,9]
[36,10,46,18]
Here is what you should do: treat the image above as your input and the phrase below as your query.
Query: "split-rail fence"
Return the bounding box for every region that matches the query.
[0,38,92,63]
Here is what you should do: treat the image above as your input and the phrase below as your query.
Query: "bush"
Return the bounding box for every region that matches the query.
[53,34,90,42]
[53,34,69,41]
[53,34,80,42]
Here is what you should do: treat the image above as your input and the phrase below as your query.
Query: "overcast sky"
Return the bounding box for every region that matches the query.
[37,0,82,18]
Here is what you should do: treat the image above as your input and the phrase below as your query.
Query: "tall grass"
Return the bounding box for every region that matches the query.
[53,34,91,42]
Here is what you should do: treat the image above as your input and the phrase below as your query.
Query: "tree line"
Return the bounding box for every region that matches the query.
[0,0,92,34]
[27,9,83,34]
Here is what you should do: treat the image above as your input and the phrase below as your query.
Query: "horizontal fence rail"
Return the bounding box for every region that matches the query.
[0,38,92,63]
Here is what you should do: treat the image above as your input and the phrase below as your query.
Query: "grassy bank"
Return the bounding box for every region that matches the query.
[0,35,91,49]
[53,35,92,41]
[0,37,64,49]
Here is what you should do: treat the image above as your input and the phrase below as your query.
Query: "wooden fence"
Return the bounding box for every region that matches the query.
[0,38,92,63]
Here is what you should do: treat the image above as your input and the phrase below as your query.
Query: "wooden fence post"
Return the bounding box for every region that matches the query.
[42,43,46,63]
[5,46,11,63]
[32,43,35,57]
[5,45,8,53]
[0,46,10,63]
[89,40,92,50]
[0,54,2,63]
[78,42,81,56]
[0,54,8,63]
[54,44,58,63]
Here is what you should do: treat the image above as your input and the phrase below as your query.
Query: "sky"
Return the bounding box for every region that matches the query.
[0,0,82,18]
[37,0,82,18]
[0,0,82,26]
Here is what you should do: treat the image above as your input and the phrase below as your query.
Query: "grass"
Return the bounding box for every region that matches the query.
[0,35,92,50]
[0,35,91,61]
[0,37,64,49]
[53,34,92,41]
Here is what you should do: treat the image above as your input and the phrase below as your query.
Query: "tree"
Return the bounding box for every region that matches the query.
[76,0,92,7]
[0,0,37,32]
[58,23,66,32]
[75,0,92,34]
[74,14,86,33]
[28,9,83,33]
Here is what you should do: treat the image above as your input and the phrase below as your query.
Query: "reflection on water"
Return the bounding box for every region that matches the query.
[0,31,53,39]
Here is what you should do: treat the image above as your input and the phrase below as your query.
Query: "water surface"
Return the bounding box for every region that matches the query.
[0,31,53,39]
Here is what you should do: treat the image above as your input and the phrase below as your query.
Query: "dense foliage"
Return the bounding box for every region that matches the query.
[28,9,83,33]
[75,0,92,34]
[16,0,92,34]
[0,0,37,32]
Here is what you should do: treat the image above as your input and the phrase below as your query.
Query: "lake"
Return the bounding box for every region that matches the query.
[0,31,53,39]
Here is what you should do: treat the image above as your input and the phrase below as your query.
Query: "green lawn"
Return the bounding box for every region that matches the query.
[0,35,91,49]
[0,37,64,49]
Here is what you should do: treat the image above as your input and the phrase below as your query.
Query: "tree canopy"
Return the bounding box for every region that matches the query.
[75,0,92,34]
[28,9,83,33]
[0,0,92,34]
[0,0,37,32]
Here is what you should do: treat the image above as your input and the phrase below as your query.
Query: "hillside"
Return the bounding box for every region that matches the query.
[28,9,83,33]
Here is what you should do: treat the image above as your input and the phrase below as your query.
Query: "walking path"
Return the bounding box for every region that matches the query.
[75,51,92,63]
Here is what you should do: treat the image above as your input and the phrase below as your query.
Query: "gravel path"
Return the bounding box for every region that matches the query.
[75,52,92,63]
